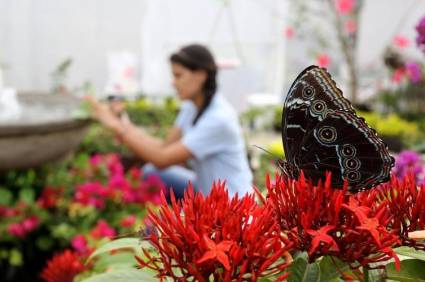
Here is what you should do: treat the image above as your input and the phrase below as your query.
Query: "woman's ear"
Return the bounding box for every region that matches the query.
[193,70,207,85]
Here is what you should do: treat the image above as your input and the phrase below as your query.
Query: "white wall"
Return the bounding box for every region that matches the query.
[0,0,145,92]
[0,0,288,112]
[1,0,424,109]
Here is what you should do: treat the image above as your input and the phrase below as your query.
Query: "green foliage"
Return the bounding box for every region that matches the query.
[386,259,425,281]
[287,253,321,282]
[357,111,422,147]
[273,106,283,132]
[81,238,159,281]
[126,96,179,137]
[87,238,142,263]
[80,269,157,282]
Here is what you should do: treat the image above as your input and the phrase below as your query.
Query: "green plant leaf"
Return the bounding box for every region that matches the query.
[36,236,54,251]
[9,249,23,266]
[87,238,146,264]
[386,259,425,281]
[81,269,157,282]
[92,252,138,271]
[287,253,320,282]
[0,188,12,205]
[395,246,425,261]
[319,256,349,281]
[19,188,35,204]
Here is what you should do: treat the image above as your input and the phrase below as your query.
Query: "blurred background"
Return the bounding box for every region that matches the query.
[1,0,425,109]
[0,1,424,281]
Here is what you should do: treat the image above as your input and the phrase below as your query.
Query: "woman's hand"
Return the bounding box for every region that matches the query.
[84,96,122,132]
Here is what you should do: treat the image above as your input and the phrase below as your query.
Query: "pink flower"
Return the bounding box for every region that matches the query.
[283,26,294,39]
[405,62,422,83]
[335,0,355,15]
[90,220,116,239]
[120,215,137,228]
[105,154,124,175]
[393,35,411,49]
[316,54,331,68]
[123,67,135,78]
[129,168,142,180]
[71,235,89,254]
[7,223,26,238]
[141,175,166,204]
[391,68,406,83]
[108,174,130,190]
[345,19,357,34]
[22,216,39,232]
[89,154,102,166]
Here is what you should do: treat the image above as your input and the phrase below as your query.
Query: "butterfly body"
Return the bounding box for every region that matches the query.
[281,66,394,192]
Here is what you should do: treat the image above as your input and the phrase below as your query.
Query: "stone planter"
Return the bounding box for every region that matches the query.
[0,93,91,171]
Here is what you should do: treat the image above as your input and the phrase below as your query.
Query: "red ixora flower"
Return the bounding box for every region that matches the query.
[372,174,425,250]
[41,249,86,282]
[137,182,293,282]
[264,172,400,269]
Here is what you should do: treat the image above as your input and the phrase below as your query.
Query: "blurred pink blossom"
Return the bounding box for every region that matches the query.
[345,19,357,34]
[405,62,422,83]
[393,35,411,49]
[71,235,89,254]
[283,26,294,39]
[391,68,406,83]
[91,220,116,239]
[120,215,137,228]
[316,54,331,68]
[7,223,26,238]
[22,216,39,232]
[335,0,355,15]
[89,154,102,166]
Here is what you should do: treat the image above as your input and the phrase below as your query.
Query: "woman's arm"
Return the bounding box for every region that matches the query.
[164,127,182,145]
[116,122,192,169]
[85,96,192,169]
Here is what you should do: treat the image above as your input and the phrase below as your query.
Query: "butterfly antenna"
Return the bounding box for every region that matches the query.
[252,145,281,160]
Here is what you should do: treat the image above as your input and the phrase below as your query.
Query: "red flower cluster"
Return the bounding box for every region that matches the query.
[37,187,64,209]
[41,249,85,282]
[137,182,293,281]
[263,172,400,269]
[372,174,425,250]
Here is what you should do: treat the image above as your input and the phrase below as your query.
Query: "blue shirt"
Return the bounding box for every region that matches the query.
[175,94,253,196]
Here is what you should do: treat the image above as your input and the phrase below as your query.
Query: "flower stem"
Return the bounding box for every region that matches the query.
[363,267,369,282]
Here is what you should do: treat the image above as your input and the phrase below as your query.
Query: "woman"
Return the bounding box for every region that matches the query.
[86,44,253,198]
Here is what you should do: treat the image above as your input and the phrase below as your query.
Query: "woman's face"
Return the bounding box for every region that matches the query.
[171,63,206,100]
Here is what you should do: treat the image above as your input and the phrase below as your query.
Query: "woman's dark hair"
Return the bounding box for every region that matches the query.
[170,44,217,125]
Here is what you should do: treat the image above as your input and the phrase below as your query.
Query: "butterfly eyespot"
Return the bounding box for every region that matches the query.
[341,144,356,157]
[317,126,337,143]
[311,100,327,116]
[346,170,361,182]
[344,158,361,170]
[302,86,315,99]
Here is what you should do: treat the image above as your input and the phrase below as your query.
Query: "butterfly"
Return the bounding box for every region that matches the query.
[279,65,394,193]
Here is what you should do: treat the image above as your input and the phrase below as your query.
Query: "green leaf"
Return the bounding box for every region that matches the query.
[36,236,54,251]
[386,259,425,281]
[81,269,157,282]
[287,253,320,282]
[319,256,350,281]
[9,249,23,266]
[92,252,138,272]
[19,188,35,204]
[395,246,425,261]
[87,238,146,264]
[0,188,13,205]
